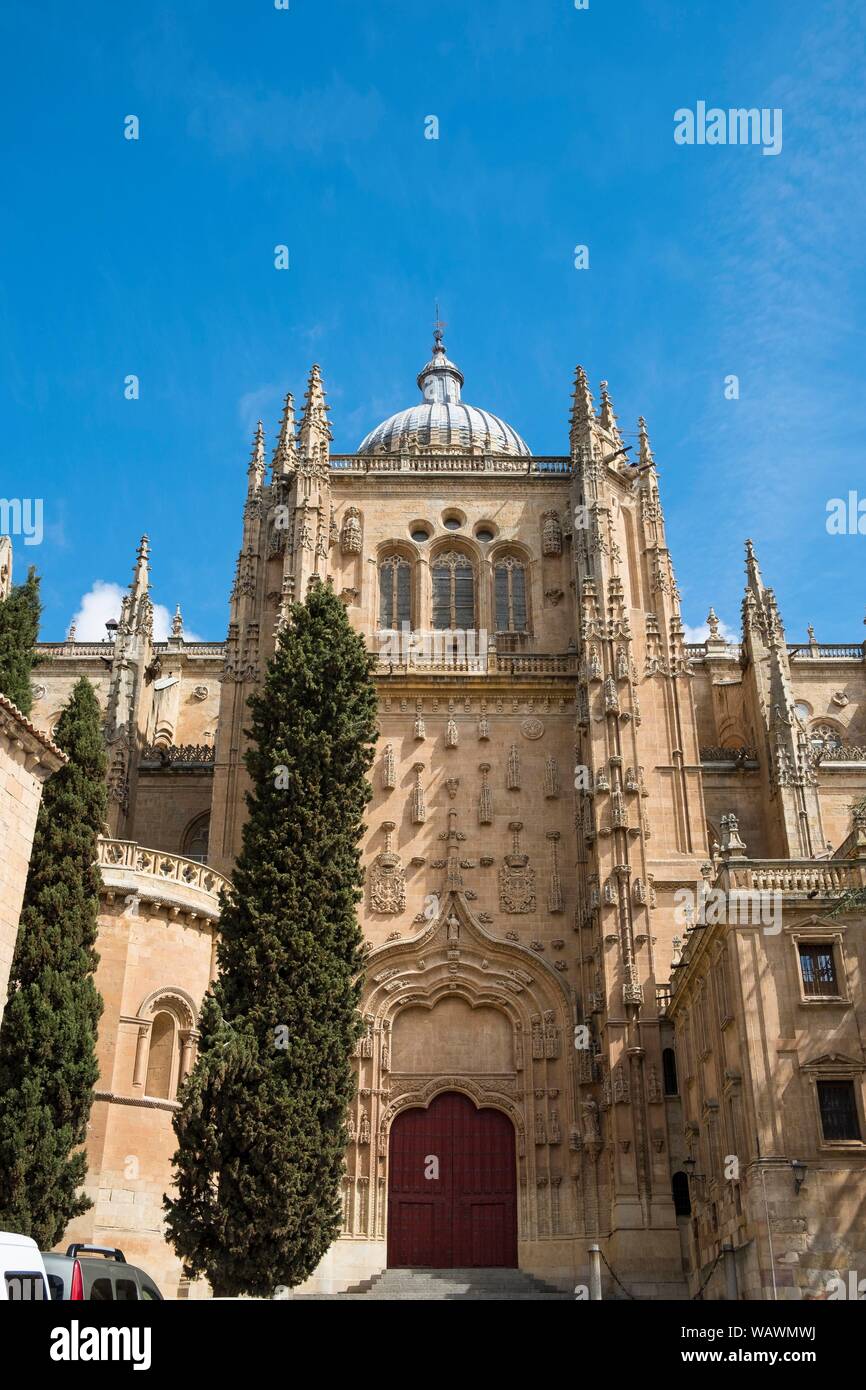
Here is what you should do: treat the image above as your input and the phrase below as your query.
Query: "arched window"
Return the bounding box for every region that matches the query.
[431,551,475,630]
[182,813,210,864]
[662,1047,679,1096]
[379,554,412,630]
[146,1012,176,1099]
[809,723,843,758]
[494,557,528,633]
[672,1171,691,1217]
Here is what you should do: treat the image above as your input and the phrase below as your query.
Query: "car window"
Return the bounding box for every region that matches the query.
[115,1276,139,1301]
[138,1277,162,1301]
[46,1272,65,1301]
[5,1272,47,1300]
[89,1275,114,1301]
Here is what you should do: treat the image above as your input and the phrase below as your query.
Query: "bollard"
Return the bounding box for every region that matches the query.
[588,1243,602,1300]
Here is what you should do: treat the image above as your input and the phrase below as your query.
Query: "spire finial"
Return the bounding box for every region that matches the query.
[569,366,596,452]
[272,391,298,477]
[247,419,266,493]
[171,605,183,639]
[597,381,623,446]
[299,364,333,455]
[637,416,655,468]
[433,300,447,353]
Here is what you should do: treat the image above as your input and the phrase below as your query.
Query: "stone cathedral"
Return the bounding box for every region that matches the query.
[17,331,866,1299]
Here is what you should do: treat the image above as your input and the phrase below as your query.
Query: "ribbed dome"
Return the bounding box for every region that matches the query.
[356,331,531,458]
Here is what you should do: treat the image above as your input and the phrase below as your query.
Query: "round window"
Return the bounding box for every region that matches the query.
[443,517,461,531]
[476,529,495,543]
[411,526,431,543]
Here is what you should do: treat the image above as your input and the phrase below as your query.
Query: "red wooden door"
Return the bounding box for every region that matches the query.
[387,1092,517,1267]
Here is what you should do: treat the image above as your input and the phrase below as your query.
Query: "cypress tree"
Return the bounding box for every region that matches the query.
[0,677,106,1244]
[0,566,41,715]
[165,578,378,1297]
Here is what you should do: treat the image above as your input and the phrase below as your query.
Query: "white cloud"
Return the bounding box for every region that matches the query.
[70,581,201,642]
[682,618,738,644]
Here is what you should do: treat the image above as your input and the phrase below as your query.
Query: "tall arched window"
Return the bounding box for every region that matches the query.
[432,551,475,630]
[662,1047,679,1096]
[182,813,210,864]
[146,1012,176,1099]
[494,556,528,633]
[379,554,412,630]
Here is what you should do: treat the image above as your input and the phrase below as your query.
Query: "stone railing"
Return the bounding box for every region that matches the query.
[97,839,229,920]
[811,743,866,764]
[140,743,216,767]
[789,643,865,660]
[700,746,758,765]
[373,649,577,676]
[330,453,572,476]
[717,858,866,898]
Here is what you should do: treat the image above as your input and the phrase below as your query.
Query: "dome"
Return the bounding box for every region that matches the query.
[356,330,531,458]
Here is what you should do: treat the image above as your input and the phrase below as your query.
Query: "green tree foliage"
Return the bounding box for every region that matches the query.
[165,580,378,1296]
[0,677,106,1244]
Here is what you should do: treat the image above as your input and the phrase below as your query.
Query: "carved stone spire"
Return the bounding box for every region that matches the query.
[637,416,655,469]
[298,364,332,463]
[271,391,298,479]
[569,365,596,456]
[247,420,266,496]
[171,605,183,639]
[597,381,623,446]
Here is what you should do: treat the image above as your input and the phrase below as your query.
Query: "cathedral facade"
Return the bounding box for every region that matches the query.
[22,333,866,1298]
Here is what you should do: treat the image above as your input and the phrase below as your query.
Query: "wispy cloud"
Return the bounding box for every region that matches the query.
[71,581,201,643]
[682,617,738,644]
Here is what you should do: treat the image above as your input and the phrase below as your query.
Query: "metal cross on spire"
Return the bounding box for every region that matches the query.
[433,300,447,349]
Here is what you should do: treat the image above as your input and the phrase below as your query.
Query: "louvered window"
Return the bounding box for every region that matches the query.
[379,556,412,629]
[494,558,528,632]
[432,552,475,630]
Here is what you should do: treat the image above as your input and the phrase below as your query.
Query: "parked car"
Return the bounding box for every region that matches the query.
[0,1231,50,1299]
[41,1244,163,1301]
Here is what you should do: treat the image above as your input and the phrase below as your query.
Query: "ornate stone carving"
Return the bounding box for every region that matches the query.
[478,763,493,825]
[340,506,362,554]
[381,743,396,790]
[521,717,544,741]
[446,717,459,748]
[506,744,521,790]
[370,822,405,914]
[411,763,426,824]
[542,509,562,556]
[499,821,535,913]
[543,756,560,798]
[547,831,563,913]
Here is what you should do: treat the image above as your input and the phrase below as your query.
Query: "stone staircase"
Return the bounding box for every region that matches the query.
[297,1267,573,1300]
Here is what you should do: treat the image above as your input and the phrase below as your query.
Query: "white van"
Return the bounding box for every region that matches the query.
[0,1231,50,1300]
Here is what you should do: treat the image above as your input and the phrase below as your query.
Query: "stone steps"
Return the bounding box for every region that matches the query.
[297,1267,573,1300]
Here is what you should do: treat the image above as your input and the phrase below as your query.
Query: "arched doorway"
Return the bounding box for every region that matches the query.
[387,1091,517,1268]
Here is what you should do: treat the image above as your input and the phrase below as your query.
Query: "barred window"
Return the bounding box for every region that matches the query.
[379,555,412,630]
[431,551,475,630]
[818,1080,860,1141]
[799,943,839,997]
[494,557,528,633]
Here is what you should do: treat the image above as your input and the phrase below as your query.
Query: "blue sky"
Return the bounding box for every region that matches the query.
[1,0,864,641]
